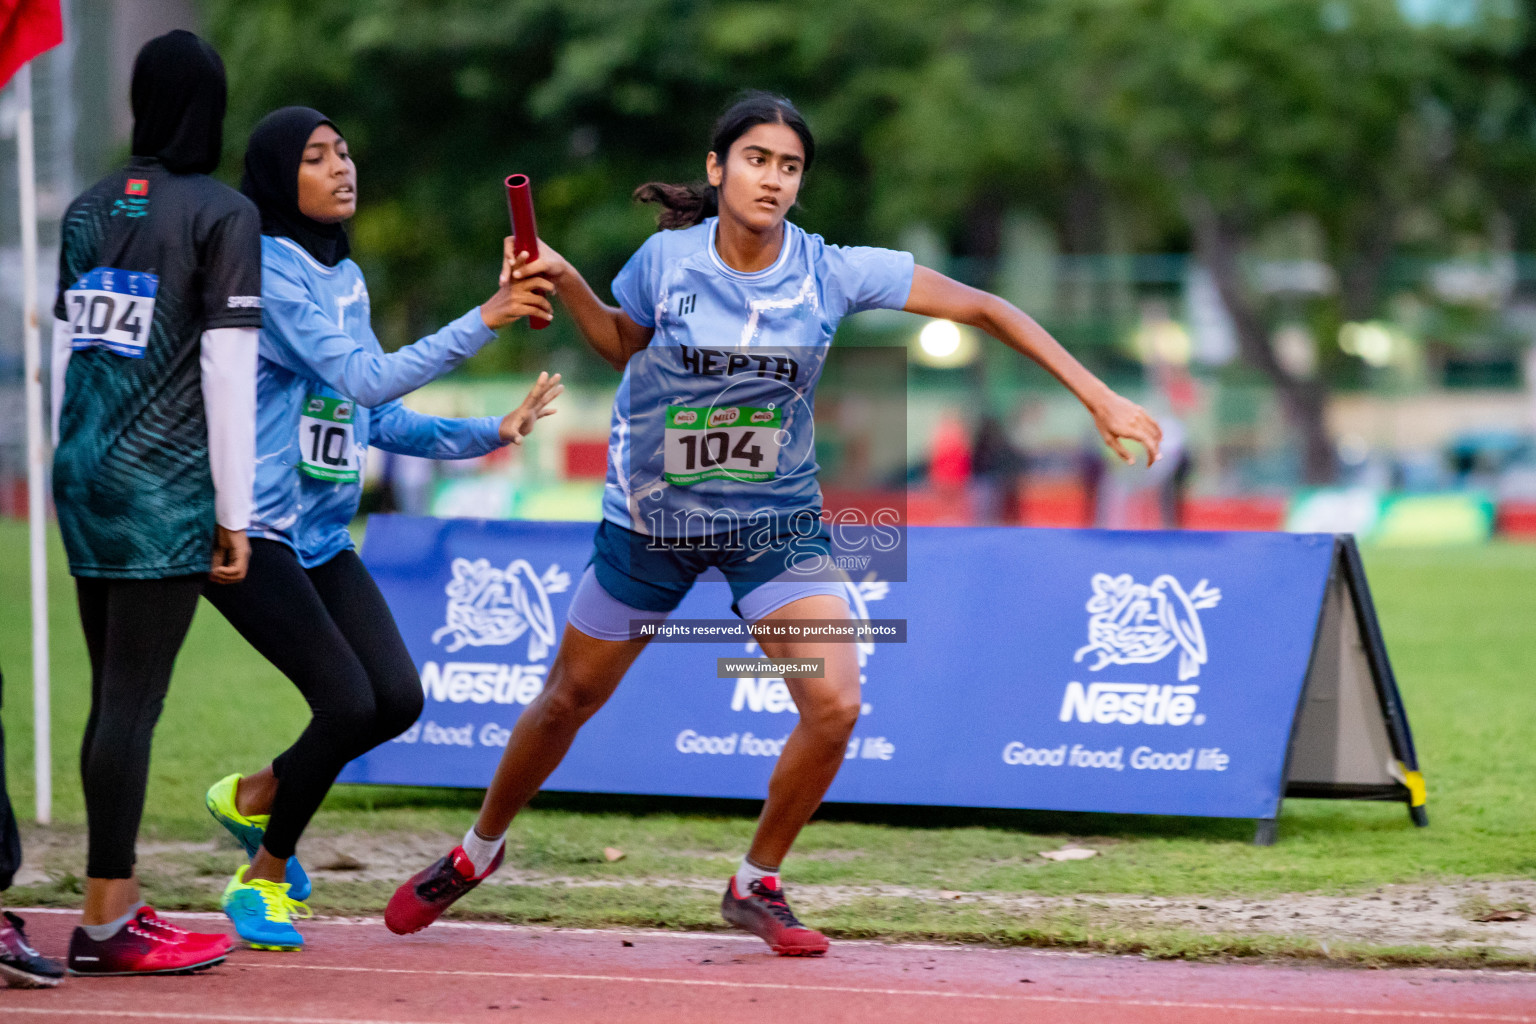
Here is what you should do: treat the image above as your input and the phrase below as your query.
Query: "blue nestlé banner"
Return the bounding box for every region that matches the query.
[340,516,1338,821]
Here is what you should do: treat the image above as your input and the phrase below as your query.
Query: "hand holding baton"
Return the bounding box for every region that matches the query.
[504,173,548,330]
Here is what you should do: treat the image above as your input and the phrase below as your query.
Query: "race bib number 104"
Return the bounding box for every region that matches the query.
[663,405,780,485]
[65,267,158,358]
[299,395,362,483]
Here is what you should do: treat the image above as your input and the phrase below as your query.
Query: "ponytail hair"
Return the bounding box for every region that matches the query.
[632,181,717,230]
[634,91,815,230]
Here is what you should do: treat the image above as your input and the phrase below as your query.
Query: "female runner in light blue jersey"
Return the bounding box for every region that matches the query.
[202,107,562,952]
[388,92,1161,955]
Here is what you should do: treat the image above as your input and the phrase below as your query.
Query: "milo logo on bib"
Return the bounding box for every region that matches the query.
[664,404,781,485]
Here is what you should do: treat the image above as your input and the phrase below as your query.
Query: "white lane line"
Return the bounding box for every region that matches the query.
[12,909,1535,987]
[6,908,1099,956]
[17,908,233,921]
[9,1007,1536,1024]
[230,961,1536,1022]
[0,1013,431,1024]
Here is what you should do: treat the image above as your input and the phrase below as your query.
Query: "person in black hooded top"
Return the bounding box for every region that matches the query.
[50,29,259,976]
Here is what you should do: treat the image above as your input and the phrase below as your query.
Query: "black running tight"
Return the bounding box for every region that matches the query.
[202,539,422,859]
[76,574,204,879]
[1,669,21,890]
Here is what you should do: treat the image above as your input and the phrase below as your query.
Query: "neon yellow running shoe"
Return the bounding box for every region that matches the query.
[221,865,311,951]
[205,773,311,900]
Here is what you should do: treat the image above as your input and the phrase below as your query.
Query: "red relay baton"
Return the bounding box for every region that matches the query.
[504,173,548,330]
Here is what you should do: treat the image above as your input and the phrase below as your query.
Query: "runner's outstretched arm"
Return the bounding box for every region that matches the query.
[904,265,1162,466]
[505,239,652,370]
[368,372,564,455]
[260,249,553,409]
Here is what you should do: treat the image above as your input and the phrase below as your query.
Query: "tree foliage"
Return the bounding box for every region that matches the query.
[202,0,1527,478]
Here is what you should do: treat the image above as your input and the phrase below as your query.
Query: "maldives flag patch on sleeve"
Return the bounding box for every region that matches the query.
[125,179,149,196]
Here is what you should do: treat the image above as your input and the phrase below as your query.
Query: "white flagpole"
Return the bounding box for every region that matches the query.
[16,61,52,825]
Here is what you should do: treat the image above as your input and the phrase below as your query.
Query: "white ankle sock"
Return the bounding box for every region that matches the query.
[461,826,505,877]
[81,906,139,942]
[733,855,779,893]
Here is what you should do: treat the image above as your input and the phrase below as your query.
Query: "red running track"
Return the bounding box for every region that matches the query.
[4,909,1535,1023]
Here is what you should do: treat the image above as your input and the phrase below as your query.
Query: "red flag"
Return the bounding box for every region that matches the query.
[0,0,63,91]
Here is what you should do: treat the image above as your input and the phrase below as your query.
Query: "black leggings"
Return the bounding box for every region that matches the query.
[1,670,21,891]
[76,575,204,879]
[202,539,422,859]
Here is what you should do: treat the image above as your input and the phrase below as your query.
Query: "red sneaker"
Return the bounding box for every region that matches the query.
[385,844,503,935]
[721,876,829,956]
[135,906,236,960]
[68,915,230,976]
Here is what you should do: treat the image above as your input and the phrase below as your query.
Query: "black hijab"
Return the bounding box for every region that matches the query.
[130,30,227,175]
[241,106,351,268]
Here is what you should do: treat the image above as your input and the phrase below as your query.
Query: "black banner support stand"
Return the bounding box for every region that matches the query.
[1257,535,1427,845]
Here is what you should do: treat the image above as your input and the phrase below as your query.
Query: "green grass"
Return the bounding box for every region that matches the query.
[3,521,1535,944]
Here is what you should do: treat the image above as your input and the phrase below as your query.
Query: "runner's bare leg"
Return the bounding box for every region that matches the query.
[473,625,650,837]
[746,593,861,867]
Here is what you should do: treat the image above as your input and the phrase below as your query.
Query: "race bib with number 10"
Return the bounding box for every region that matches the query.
[663,405,781,485]
[65,267,159,358]
[299,395,362,483]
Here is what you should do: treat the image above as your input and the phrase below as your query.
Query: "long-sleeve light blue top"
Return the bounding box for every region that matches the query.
[250,235,504,567]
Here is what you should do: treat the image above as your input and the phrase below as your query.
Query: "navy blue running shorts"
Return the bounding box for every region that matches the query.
[567,519,850,641]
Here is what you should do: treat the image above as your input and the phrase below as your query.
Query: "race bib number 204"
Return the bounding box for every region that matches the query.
[663,405,781,485]
[65,267,158,358]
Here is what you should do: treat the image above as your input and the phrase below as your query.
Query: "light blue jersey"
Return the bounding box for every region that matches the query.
[606,218,913,537]
[251,236,504,567]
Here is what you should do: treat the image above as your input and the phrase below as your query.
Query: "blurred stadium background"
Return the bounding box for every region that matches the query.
[5,0,1536,546]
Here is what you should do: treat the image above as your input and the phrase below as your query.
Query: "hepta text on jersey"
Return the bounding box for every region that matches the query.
[678,345,800,381]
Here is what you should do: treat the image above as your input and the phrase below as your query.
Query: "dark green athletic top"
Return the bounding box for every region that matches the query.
[53,157,263,578]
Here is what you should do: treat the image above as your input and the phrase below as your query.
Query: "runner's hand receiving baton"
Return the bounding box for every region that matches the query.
[481,245,556,330]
